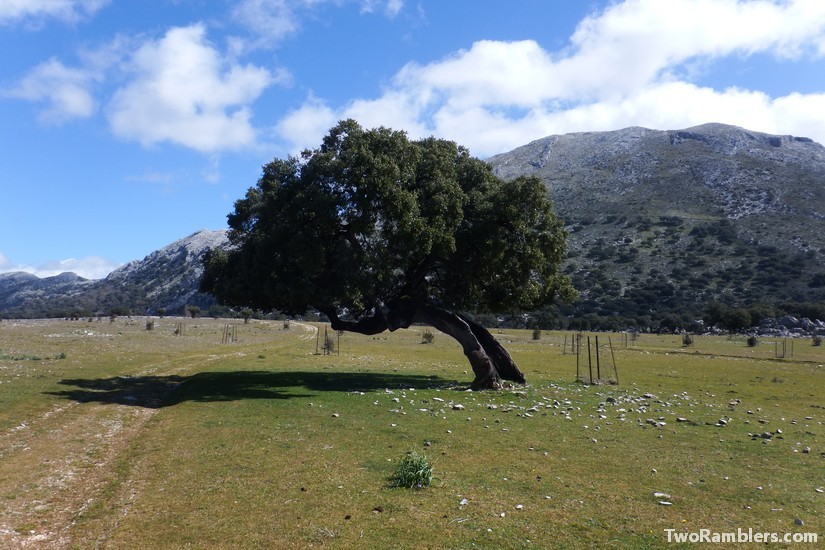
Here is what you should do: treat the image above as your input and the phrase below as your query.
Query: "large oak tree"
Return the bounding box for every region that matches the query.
[201,120,574,389]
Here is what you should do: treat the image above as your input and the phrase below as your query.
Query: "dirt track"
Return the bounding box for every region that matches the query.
[0,320,316,548]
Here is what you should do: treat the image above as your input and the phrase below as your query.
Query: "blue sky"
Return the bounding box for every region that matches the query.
[1,0,824,279]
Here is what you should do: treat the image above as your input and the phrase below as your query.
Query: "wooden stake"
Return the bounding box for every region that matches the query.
[575,335,580,381]
[608,336,619,384]
[587,336,593,385]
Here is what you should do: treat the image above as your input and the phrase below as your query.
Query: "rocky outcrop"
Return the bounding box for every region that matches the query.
[104,229,229,313]
[757,316,825,337]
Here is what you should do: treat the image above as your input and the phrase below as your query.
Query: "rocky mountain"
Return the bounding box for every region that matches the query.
[3,123,824,330]
[0,272,96,311]
[488,123,825,330]
[0,229,228,318]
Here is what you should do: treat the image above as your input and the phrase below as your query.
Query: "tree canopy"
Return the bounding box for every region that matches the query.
[201,120,573,388]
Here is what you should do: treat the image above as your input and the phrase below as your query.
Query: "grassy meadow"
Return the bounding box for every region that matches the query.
[0,318,822,548]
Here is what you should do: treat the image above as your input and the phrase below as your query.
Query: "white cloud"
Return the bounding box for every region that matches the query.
[360,0,404,17]
[0,0,109,25]
[3,58,98,123]
[232,0,405,51]
[344,91,428,136]
[107,24,279,153]
[274,0,825,157]
[0,255,121,280]
[231,0,305,47]
[275,95,338,154]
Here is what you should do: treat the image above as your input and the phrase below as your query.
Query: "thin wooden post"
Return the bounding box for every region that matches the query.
[587,336,593,385]
[315,325,320,355]
[575,335,580,381]
[563,334,567,355]
[595,335,601,382]
[608,336,619,384]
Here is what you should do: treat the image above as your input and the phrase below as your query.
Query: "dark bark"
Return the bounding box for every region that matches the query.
[412,303,502,389]
[458,314,526,384]
[320,306,388,335]
[320,299,526,390]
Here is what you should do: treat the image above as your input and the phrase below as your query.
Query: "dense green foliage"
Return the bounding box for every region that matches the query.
[202,120,573,319]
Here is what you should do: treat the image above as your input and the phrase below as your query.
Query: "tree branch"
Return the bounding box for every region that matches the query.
[320,306,388,336]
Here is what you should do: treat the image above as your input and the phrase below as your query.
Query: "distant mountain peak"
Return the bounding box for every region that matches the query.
[488,122,825,327]
[0,229,229,318]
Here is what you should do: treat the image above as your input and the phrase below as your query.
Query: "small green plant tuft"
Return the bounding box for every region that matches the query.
[813,335,822,347]
[532,327,542,340]
[391,450,433,489]
[746,335,759,347]
[682,333,694,347]
[421,330,434,344]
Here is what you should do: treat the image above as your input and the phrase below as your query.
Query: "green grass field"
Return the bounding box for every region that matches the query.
[1,318,822,548]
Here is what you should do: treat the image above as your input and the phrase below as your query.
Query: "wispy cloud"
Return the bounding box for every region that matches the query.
[2,58,98,123]
[0,0,110,26]
[2,34,132,124]
[231,0,404,52]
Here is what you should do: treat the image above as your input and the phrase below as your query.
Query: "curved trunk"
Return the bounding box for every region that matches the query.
[321,300,526,390]
[458,314,526,384]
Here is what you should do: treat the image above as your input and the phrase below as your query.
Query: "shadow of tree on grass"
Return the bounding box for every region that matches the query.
[47,370,461,408]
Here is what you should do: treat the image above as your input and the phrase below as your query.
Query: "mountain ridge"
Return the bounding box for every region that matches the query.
[488,122,825,330]
[2,123,825,330]
[0,229,227,318]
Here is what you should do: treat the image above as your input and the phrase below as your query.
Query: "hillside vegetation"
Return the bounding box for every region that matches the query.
[489,123,825,331]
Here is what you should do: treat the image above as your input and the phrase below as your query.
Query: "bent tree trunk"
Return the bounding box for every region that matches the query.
[320,300,526,390]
